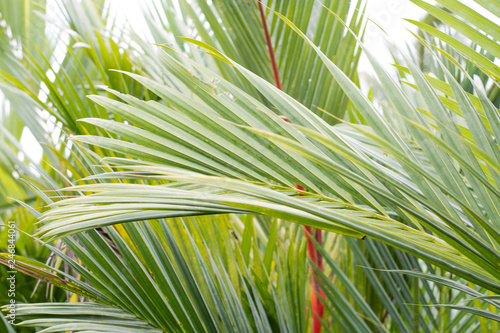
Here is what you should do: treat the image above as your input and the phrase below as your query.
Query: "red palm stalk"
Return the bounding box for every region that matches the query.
[257,3,325,331]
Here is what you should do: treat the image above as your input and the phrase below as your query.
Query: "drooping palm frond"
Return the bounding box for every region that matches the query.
[32,28,500,289]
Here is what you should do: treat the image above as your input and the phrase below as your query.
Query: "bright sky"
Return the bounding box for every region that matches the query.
[361,0,425,71]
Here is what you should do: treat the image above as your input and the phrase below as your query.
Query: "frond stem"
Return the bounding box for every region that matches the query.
[257,3,324,331]
[257,1,282,90]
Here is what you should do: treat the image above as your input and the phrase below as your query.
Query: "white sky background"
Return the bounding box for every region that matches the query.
[360,0,425,72]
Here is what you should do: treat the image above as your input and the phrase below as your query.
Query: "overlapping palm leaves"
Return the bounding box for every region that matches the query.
[143,0,365,123]
[1,0,500,332]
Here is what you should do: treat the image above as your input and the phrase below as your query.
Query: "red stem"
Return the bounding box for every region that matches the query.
[297,186,325,333]
[257,2,324,331]
[257,1,282,90]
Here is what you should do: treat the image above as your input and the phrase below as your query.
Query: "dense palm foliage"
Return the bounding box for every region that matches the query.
[1,0,500,332]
